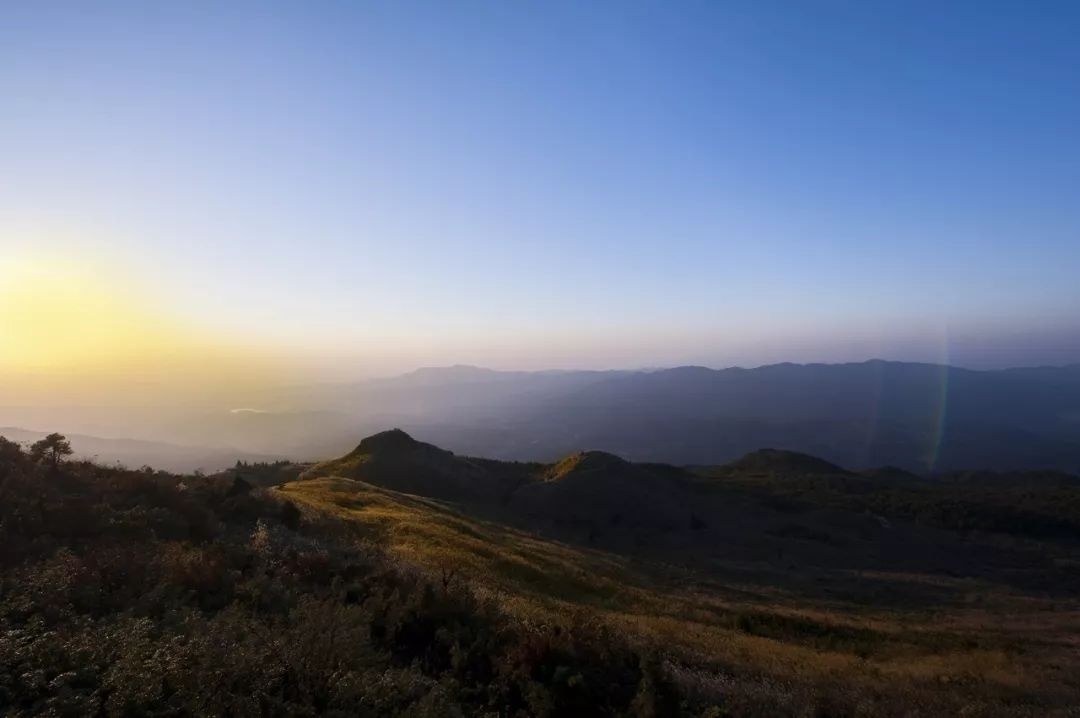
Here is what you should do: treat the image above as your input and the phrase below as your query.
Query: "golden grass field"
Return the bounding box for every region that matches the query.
[280,476,1080,715]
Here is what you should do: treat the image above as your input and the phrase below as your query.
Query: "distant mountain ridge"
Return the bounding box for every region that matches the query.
[6,360,1079,472]
[388,360,1080,472]
[718,448,851,477]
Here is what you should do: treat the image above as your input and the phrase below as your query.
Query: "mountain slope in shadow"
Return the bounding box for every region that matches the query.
[301,428,531,502]
[508,450,695,533]
[714,448,851,477]
[298,430,1080,589]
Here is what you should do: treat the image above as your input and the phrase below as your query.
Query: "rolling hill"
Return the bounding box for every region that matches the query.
[300,428,529,502]
[4,427,1080,714]
[276,429,1080,714]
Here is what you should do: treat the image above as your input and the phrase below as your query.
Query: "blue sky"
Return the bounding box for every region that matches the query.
[2,1,1079,375]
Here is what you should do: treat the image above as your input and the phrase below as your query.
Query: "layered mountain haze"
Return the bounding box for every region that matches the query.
[6,1,1080,713]
[282,360,1080,472]
[7,360,1077,473]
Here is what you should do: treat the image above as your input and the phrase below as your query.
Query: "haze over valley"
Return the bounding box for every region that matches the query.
[5,360,1079,474]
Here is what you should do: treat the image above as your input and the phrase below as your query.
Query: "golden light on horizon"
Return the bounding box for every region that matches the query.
[0,254,193,372]
[0,253,291,406]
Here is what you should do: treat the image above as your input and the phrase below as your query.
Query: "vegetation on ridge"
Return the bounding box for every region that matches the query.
[2,430,1080,716]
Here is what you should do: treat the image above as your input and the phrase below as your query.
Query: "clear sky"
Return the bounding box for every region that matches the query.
[2,0,1079,391]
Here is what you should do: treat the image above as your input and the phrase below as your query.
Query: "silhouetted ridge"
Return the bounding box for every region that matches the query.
[726,448,850,476]
[353,428,444,457]
[304,429,510,502]
[512,448,691,534]
[396,365,506,385]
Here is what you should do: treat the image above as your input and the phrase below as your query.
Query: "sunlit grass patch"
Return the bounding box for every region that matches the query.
[279,475,1080,710]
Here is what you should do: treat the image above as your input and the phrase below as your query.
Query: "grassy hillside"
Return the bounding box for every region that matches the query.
[281,474,1080,715]
[4,429,1080,715]
[0,437,681,717]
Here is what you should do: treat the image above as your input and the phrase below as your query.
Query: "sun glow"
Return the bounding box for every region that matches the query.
[0,254,197,371]
[0,252,287,403]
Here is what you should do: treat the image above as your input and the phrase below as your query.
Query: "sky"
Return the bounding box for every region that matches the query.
[2,0,1079,398]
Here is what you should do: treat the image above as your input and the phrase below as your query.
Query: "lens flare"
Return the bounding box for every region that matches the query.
[925,324,951,472]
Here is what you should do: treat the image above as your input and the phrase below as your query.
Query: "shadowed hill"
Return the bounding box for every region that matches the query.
[510,450,695,535]
[303,433,696,534]
[302,430,1080,548]
[275,431,1080,713]
[544,450,639,482]
[300,428,528,502]
[718,448,852,477]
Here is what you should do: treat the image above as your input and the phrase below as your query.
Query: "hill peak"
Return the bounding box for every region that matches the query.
[354,429,428,456]
[305,429,513,502]
[726,448,849,476]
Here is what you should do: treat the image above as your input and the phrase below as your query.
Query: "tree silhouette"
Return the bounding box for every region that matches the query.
[0,436,23,464]
[29,433,73,468]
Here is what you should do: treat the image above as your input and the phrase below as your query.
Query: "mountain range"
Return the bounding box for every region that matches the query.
[4,360,1079,472]
[295,360,1080,472]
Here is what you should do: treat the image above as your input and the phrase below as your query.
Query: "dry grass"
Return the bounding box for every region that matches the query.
[280,476,1080,713]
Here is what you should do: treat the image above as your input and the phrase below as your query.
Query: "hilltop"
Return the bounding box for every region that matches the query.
[712,448,850,477]
[301,428,530,502]
[302,432,695,539]
[510,451,694,536]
